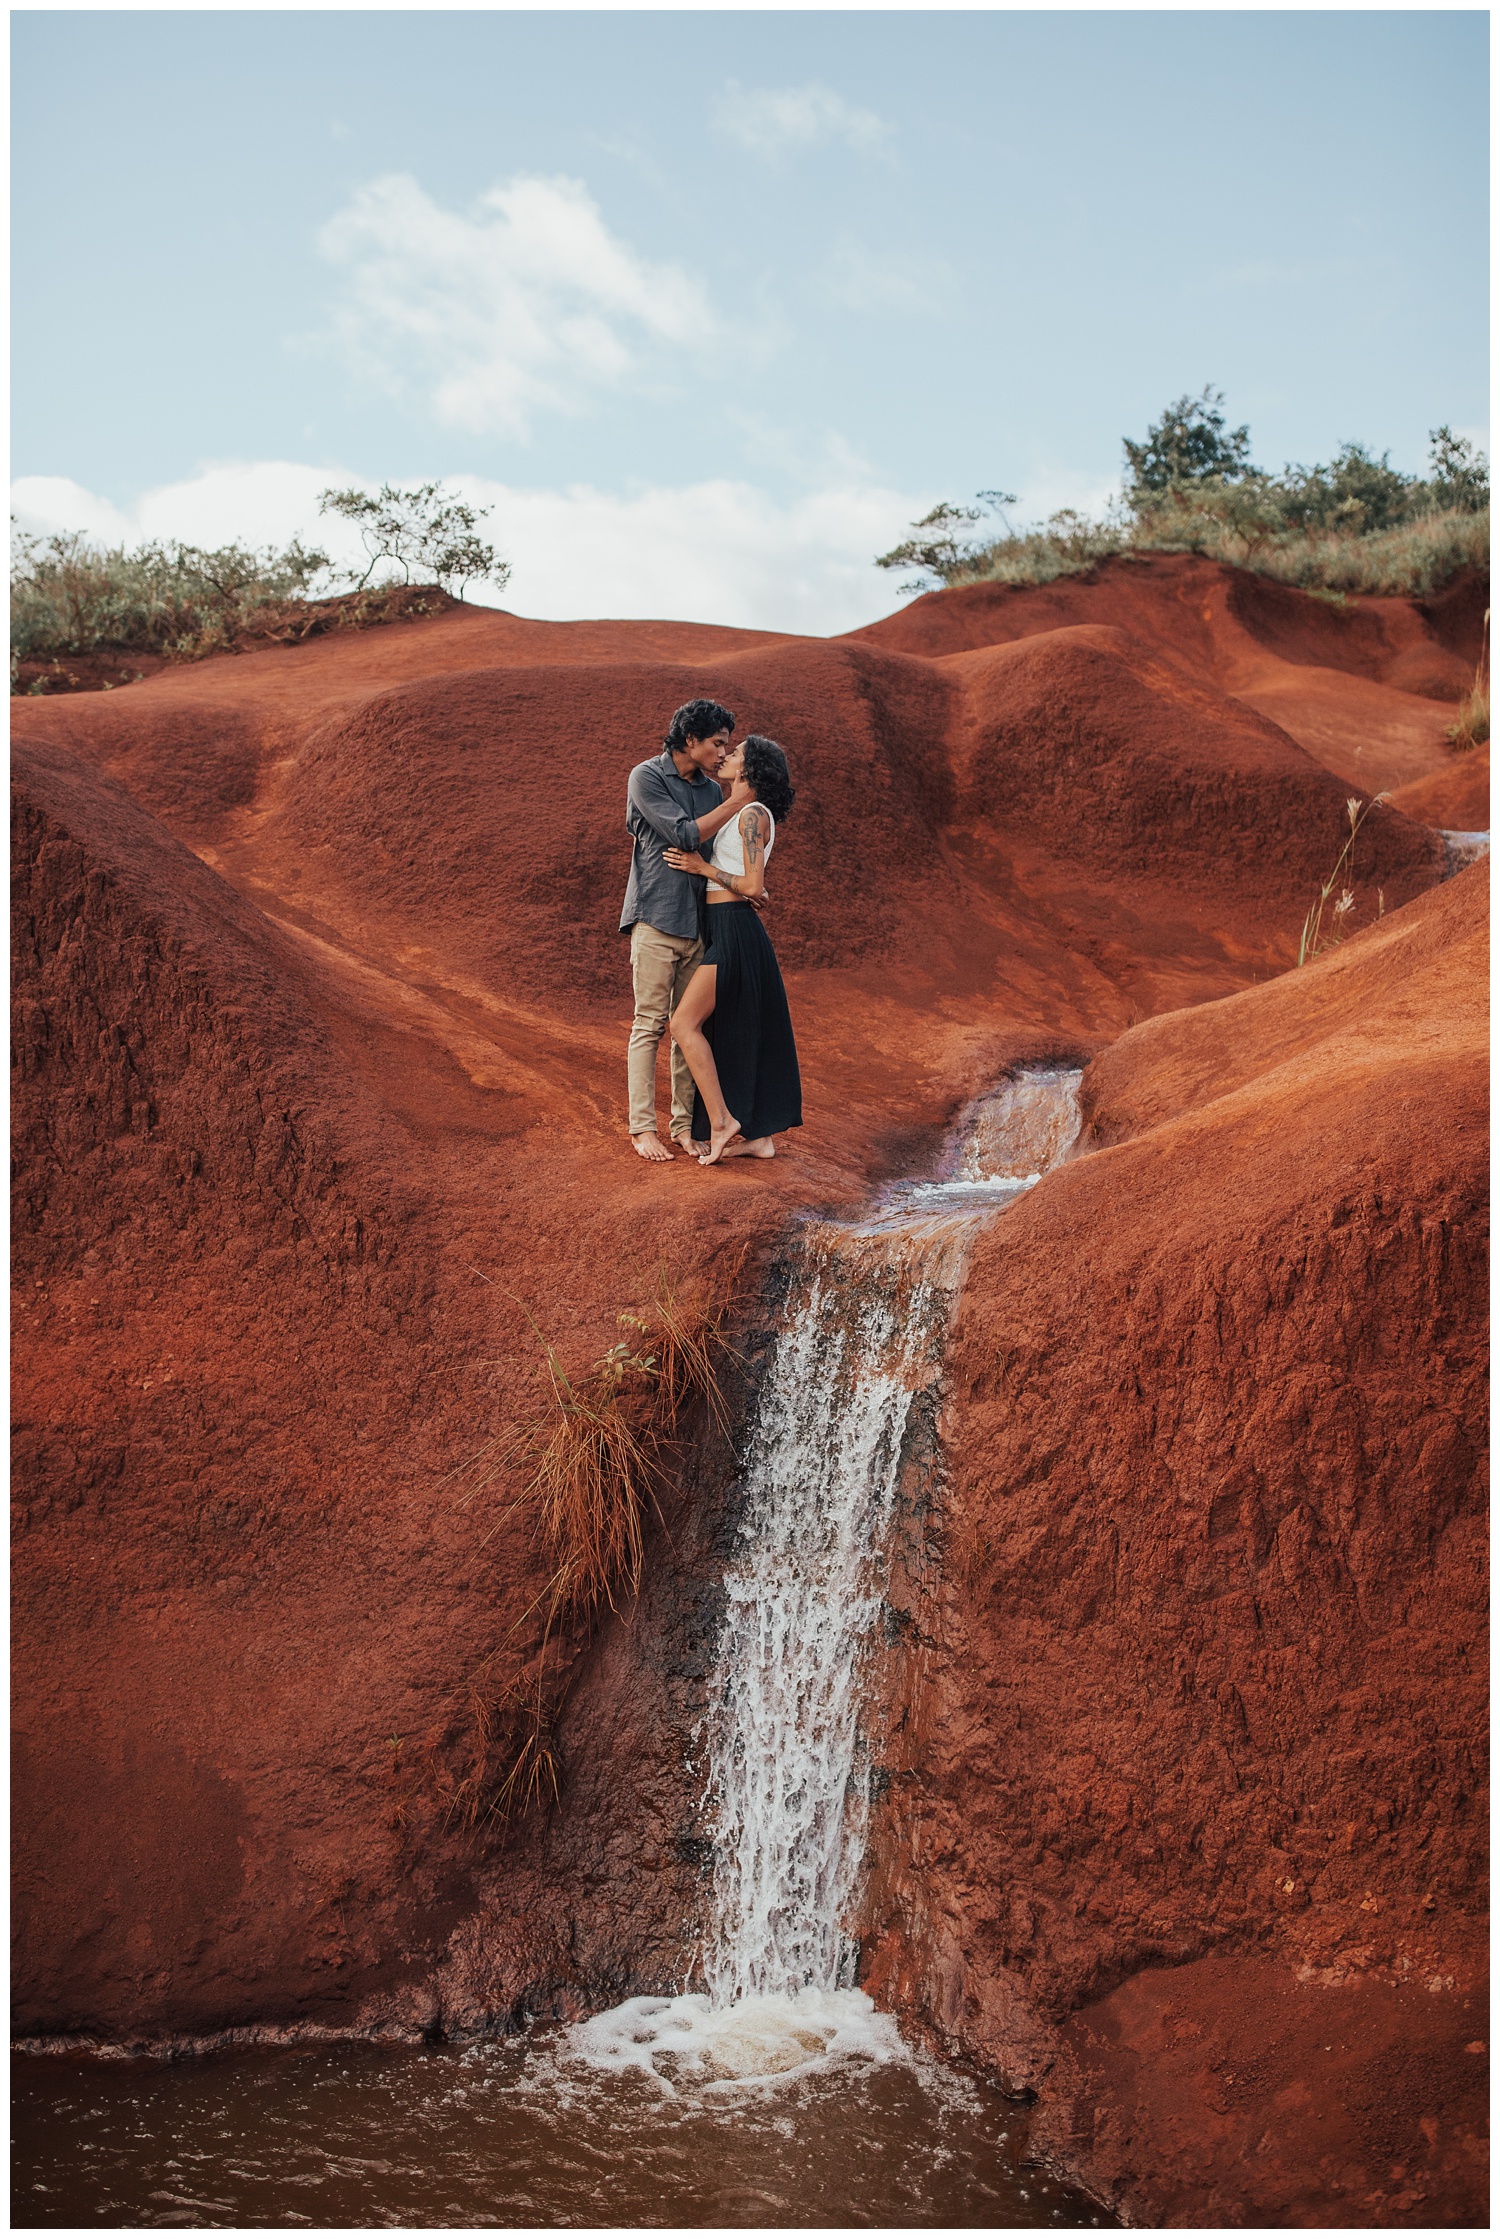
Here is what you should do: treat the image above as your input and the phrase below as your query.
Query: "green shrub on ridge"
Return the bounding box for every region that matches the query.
[10,528,333,667]
[11,479,512,689]
[879,397,1490,601]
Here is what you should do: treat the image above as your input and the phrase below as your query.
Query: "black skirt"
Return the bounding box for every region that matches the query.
[691,901,803,1143]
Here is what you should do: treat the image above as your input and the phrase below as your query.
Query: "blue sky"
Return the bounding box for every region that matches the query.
[11,9,1490,631]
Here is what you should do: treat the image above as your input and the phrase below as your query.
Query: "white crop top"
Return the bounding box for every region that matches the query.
[709,803,776,882]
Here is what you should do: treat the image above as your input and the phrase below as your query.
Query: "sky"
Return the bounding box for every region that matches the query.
[10,8,1490,633]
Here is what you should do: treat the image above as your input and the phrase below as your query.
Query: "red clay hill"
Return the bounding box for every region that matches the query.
[12,553,1487,2225]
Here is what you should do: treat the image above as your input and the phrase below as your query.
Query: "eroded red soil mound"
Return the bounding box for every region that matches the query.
[862,866,1488,2224]
[1390,744,1490,833]
[854,553,1487,797]
[12,565,1485,2222]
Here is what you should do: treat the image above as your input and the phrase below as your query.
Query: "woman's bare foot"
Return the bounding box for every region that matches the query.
[719,1135,775,1160]
[716,1128,774,1164]
[703,1115,743,1166]
[632,1132,674,1163]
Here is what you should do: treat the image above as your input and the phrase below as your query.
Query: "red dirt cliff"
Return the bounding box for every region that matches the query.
[12,555,1486,2223]
[860,866,1487,2226]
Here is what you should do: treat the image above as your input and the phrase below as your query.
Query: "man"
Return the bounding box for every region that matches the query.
[620,698,751,1162]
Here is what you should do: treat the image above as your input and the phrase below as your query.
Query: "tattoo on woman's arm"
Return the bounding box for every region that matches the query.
[742,806,769,872]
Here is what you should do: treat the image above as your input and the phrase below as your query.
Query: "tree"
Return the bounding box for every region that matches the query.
[1123,386,1254,503]
[317,481,511,599]
[1428,426,1489,513]
[875,490,1018,589]
[1132,475,1292,562]
[1274,443,1414,536]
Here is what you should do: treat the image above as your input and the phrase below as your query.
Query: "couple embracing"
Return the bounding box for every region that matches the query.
[620,697,801,1167]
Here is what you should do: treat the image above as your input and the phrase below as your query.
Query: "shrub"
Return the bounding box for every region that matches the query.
[12,477,513,688]
[317,480,510,599]
[1430,425,1491,513]
[881,405,1490,604]
[10,526,332,666]
[1123,385,1255,502]
[875,495,1013,593]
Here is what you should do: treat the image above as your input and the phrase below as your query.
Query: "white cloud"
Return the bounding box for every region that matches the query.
[11,461,924,637]
[10,475,135,547]
[487,476,917,634]
[11,461,374,569]
[314,172,715,438]
[718,81,890,158]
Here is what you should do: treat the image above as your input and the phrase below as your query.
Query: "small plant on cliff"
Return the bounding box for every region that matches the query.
[1446,609,1490,752]
[317,481,511,600]
[1297,793,1388,966]
[443,1266,738,1829]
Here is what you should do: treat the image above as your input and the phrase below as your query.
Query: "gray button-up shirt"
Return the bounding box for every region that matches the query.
[619,751,724,939]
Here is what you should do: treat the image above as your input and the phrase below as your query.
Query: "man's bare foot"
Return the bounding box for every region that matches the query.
[703,1115,743,1166]
[671,1135,701,1158]
[632,1132,674,1163]
[719,1136,775,1160]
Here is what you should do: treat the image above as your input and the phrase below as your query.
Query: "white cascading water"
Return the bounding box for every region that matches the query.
[571,1066,1083,2091]
[704,1244,955,2005]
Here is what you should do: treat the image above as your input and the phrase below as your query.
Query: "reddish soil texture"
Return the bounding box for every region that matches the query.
[1390,745,1490,834]
[856,553,1488,798]
[11,560,1483,2225]
[861,865,1488,2225]
[13,648,172,697]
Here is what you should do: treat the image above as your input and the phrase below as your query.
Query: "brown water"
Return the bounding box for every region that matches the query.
[13,2026,1110,2229]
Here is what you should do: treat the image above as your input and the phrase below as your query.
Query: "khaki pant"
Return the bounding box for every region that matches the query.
[628,921,704,1139]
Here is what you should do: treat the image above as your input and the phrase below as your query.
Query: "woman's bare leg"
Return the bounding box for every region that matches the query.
[668,965,742,1164]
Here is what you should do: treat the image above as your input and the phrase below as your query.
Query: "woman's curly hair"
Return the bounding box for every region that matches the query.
[741,734,795,822]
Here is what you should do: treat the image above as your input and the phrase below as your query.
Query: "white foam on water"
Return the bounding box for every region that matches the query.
[567,1987,906,2097]
[897,1173,1040,1208]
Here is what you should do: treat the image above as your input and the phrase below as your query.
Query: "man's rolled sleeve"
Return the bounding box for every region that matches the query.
[628,764,702,851]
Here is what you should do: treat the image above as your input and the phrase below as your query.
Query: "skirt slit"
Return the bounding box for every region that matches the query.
[690,903,803,1143]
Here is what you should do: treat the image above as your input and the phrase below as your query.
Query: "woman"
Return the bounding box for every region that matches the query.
[663,734,802,1166]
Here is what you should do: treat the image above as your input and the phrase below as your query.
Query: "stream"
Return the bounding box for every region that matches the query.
[13,1068,1111,2231]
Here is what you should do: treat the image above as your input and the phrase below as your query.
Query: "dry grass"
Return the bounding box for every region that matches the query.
[934,503,1488,604]
[445,1263,740,1829]
[1446,608,1490,752]
[1447,685,1490,752]
[1241,507,1488,598]
[444,1667,561,1832]
[1298,793,1388,966]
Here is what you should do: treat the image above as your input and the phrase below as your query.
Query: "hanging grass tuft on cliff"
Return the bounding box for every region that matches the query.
[444,1265,741,1828]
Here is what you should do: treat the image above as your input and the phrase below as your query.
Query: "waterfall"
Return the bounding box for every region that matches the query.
[703,1235,960,2002]
[571,1065,1083,2087]
[704,1064,1082,2005]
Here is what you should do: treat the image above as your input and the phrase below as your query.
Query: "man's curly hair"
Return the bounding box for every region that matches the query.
[663,698,735,753]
